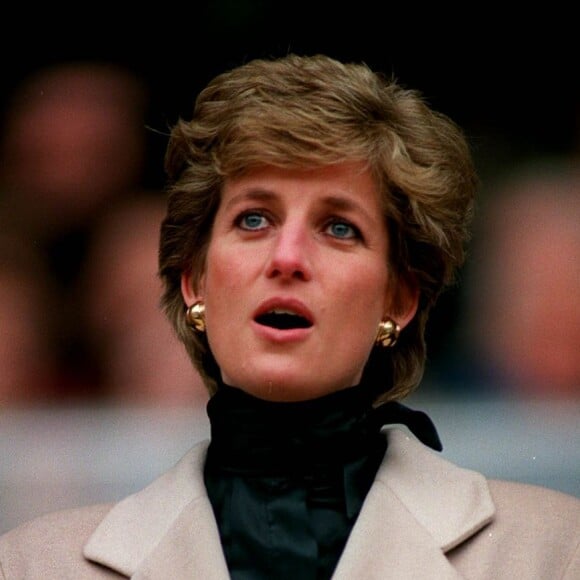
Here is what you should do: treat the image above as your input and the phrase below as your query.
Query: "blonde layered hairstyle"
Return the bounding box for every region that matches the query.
[159,54,477,402]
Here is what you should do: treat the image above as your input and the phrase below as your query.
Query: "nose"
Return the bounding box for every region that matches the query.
[265,223,313,282]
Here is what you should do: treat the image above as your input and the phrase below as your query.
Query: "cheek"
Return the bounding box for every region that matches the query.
[204,244,239,292]
[346,264,391,314]
[324,269,389,353]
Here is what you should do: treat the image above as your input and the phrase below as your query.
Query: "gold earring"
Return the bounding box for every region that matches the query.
[376,318,401,347]
[185,301,206,332]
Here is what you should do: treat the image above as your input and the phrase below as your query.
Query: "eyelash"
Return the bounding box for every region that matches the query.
[234,210,363,242]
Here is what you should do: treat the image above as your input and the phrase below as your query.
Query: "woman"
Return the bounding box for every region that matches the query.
[1,54,578,579]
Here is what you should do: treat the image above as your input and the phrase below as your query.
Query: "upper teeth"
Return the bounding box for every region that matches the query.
[270,309,297,315]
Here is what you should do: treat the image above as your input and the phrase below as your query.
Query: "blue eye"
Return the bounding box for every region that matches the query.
[239,212,268,231]
[327,220,359,239]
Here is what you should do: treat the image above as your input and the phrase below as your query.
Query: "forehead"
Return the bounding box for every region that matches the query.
[221,162,382,208]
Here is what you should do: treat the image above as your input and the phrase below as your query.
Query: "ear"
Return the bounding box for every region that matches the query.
[180,271,205,307]
[384,274,419,329]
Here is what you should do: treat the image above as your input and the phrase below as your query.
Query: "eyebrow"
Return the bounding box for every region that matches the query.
[321,195,377,223]
[223,189,277,210]
[224,189,378,224]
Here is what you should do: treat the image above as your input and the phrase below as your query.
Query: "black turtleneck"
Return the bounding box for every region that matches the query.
[203,381,441,580]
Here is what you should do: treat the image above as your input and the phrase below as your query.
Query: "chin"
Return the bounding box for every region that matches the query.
[235,375,352,403]
[220,357,362,402]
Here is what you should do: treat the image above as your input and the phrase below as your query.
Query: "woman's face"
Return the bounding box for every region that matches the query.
[182,162,416,401]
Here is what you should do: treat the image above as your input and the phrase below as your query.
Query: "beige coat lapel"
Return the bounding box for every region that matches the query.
[83,440,229,579]
[132,499,230,580]
[333,429,495,579]
[333,484,463,579]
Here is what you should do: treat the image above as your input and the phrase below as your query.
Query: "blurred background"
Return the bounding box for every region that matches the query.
[1,3,578,532]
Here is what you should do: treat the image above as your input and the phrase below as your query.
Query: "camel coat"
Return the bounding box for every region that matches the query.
[1,428,578,579]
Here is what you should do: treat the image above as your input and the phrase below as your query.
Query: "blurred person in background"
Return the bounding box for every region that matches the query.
[462,161,580,399]
[80,193,208,407]
[0,60,150,400]
[0,227,60,406]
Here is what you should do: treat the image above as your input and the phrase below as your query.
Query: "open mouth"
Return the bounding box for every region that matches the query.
[255,310,313,330]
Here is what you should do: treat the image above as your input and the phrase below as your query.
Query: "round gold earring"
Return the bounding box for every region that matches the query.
[185,301,206,332]
[376,318,401,348]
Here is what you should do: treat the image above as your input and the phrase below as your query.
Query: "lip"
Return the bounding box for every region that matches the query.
[252,297,314,342]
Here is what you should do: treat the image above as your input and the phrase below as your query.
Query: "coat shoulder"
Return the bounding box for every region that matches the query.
[488,478,579,518]
[449,480,580,579]
[0,504,120,579]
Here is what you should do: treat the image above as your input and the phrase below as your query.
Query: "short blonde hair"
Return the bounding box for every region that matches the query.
[159,54,477,402]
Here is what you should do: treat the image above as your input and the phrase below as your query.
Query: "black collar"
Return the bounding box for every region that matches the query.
[205,379,441,479]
